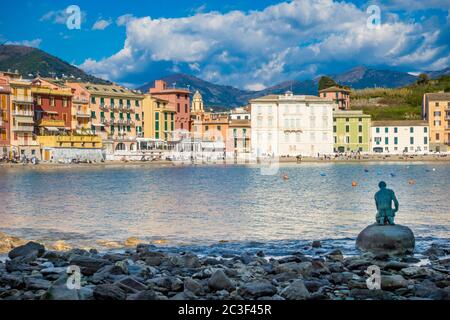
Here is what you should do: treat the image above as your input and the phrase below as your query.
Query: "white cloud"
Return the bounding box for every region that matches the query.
[7,39,42,48]
[92,18,112,30]
[80,0,449,88]
[245,83,267,91]
[40,8,87,25]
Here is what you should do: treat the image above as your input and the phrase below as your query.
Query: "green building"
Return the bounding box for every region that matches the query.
[333,110,371,153]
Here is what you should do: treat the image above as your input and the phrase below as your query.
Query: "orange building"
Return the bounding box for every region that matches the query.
[149,80,191,133]
[422,92,450,152]
[0,76,11,158]
[319,86,351,110]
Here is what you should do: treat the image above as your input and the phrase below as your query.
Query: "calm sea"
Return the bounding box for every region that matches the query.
[0,162,449,256]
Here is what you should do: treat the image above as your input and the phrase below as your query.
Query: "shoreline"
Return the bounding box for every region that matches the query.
[0,231,448,300]
[0,154,449,170]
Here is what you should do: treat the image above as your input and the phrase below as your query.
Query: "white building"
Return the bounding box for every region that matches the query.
[250,92,335,158]
[371,120,430,154]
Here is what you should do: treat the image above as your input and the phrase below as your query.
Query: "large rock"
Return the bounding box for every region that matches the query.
[208,270,235,292]
[69,255,112,276]
[8,241,45,260]
[356,224,415,256]
[280,280,310,300]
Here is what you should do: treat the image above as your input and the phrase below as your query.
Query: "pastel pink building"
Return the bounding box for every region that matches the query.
[149,80,191,132]
[319,86,351,110]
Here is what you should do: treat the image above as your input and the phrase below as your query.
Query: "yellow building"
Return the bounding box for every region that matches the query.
[142,94,175,141]
[2,71,40,159]
[422,92,450,152]
[37,135,103,162]
[69,82,144,153]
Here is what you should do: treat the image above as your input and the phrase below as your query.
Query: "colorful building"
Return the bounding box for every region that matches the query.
[0,76,11,158]
[142,94,175,141]
[71,83,144,153]
[333,110,371,153]
[250,92,334,158]
[32,77,74,135]
[37,135,103,162]
[227,106,251,157]
[4,71,40,159]
[422,92,450,152]
[319,86,351,110]
[148,80,191,133]
[371,120,429,154]
[66,82,92,133]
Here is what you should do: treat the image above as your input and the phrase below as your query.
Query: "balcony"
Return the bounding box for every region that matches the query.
[12,110,34,117]
[100,118,109,125]
[38,119,66,127]
[76,111,91,118]
[126,119,135,126]
[99,104,109,111]
[13,125,34,132]
[73,97,89,104]
[12,95,33,104]
[116,119,125,125]
[110,105,119,111]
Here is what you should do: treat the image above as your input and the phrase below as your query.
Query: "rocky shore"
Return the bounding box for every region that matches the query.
[0,238,449,300]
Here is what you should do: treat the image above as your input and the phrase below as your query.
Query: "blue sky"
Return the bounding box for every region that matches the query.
[1,0,449,89]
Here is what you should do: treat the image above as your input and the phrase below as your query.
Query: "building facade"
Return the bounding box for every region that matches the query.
[319,86,351,110]
[149,80,191,132]
[333,110,371,153]
[142,94,175,141]
[0,76,11,158]
[250,92,334,158]
[6,72,40,159]
[227,106,251,157]
[72,83,144,153]
[371,120,429,154]
[32,78,73,135]
[66,82,92,133]
[422,92,450,152]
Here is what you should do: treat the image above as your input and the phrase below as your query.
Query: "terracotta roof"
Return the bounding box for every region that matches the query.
[372,120,428,127]
[319,86,351,93]
[424,92,450,101]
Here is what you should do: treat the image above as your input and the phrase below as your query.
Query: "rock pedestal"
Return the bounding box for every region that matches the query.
[356,224,415,256]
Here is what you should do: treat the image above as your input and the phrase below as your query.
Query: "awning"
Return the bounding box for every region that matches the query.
[44,111,59,115]
[92,123,105,127]
[45,127,59,132]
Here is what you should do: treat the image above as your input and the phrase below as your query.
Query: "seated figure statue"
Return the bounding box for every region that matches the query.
[374,181,399,225]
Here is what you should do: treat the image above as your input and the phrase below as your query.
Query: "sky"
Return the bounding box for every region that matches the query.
[0,0,449,90]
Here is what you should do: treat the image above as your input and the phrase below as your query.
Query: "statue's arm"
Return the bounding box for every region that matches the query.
[392,192,399,212]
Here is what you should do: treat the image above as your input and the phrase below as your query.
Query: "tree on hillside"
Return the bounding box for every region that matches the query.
[318,76,338,91]
[416,73,429,85]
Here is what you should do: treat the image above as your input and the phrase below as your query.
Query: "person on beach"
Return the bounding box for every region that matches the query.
[375,181,399,225]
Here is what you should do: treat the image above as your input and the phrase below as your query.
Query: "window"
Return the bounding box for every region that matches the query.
[434,111,441,117]
[345,125,349,133]
[358,125,362,133]
[410,127,414,133]
[385,127,388,133]
[111,98,115,106]
[135,100,139,107]
[127,100,131,106]
[376,128,380,133]
[217,125,221,131]
[358,136,363,143]
[333,125,336,133]
[177,103,180,113]
[91,111,96,119]
[205,125,209,131]
[436,133,440,141]
[346,118,349,122]
[91,97,96,104]
[110,112,115,119]
[410,137,414,145]
[346,136,350,143]
[358,118,362,122]
[50,98,55,107]
[394,137,398,145]
[127,126,131,132]
[424,137,428,145]
[424,127,428,133]
[185,104,188,113]
[385,137,389,145]
[394,127,398,133]
[155,112,159,131]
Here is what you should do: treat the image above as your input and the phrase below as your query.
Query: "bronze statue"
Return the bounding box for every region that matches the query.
[374,181,399,225]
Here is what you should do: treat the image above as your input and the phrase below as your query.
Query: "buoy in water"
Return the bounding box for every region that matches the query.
[320,172,326,177]
[408,179,416,185]
[282,173,289,180]
[364,169,369,173]
[352,181,358,187]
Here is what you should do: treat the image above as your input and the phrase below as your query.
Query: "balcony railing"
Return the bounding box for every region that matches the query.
[13,125,34,132]
[73,97,89,103]
[126,119,135,126]
[99,104,109,110]
[76,111,91,118]
[12,110,34,117]
[12,95,33,103]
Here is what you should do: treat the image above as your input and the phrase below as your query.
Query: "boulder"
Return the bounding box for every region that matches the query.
[356,224,415,256]
[93,284,127,300]
[238,280,278,299]
[8,241,45,260]
[280,280,310,300]
[208,270,235,292]
[69,255,111,276]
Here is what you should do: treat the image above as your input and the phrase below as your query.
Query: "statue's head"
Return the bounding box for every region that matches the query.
[378,181,387,189]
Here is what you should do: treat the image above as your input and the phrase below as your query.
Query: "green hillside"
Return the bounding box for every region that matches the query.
[351,75,450,120]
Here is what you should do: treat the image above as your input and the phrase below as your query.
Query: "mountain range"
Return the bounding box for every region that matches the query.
[1,44,449,108]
